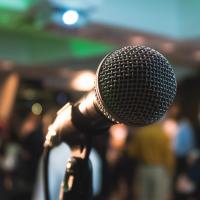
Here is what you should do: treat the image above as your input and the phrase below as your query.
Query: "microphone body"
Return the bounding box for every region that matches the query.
[43,46,176,200]
[45,92,112,147]
[45,46,177,147]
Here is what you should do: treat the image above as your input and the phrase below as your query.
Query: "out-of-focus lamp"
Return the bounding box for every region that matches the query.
[70,71,95,91]
[62,10,79,25]
[32,103,43,115]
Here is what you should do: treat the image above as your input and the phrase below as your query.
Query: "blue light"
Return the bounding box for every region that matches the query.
[62,10,79,25]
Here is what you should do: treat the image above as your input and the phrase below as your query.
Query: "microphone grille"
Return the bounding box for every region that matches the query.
[95,46,176,126]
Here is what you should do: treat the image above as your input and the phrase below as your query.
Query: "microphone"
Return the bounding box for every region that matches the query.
[45,46,176,146]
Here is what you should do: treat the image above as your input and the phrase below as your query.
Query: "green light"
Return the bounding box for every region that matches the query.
[0,26,116,65]
[0,0,35,11]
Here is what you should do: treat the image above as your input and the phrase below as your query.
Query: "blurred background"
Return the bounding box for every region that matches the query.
[0,0,200,200]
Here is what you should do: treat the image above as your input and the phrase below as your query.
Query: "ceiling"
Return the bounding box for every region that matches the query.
[0,0,199,84]
[90,0,200,40]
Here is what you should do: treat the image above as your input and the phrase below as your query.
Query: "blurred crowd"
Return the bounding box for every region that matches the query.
[0,100,200,200]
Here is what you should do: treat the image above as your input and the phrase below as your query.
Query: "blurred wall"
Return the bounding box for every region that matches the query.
[91,0,200,39]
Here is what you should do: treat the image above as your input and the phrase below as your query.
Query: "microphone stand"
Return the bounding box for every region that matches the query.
[44,102,111,200]
[59,136,93,200]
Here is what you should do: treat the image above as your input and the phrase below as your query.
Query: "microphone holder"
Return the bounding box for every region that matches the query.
[59,136,93,200]
[44,102,111,200]
[59,103,95,200]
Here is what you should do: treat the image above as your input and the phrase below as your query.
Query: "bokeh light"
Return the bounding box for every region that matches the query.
[62,10,79,25]
[71,71,95,91]
[31,103,43,115]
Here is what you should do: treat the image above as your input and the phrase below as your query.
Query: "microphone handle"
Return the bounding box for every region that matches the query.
[45,92,113,148]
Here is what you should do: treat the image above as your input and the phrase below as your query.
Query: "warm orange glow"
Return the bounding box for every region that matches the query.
[71,71,95,91]
[162,119,178,141]
[161,42,175,53]
[130,36,146,45]
[0,73,19,122]
[109,124,128,149]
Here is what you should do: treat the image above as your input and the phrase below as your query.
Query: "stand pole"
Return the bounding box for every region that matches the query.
[59,133,93,200]
[59,156,93,200]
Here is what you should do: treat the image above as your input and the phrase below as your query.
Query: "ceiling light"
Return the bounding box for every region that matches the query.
[62,10,79,25]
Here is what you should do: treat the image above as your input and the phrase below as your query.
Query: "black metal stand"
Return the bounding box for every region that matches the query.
[58,102,97,200]
[59,155,93,200]
[43,102,110,200]
[43,147,51,200]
